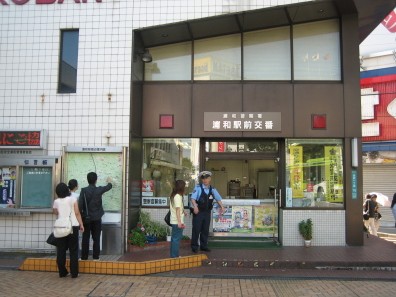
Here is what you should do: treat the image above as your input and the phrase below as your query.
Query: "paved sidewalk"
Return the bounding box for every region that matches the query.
[1,233,396,281]
[1,270,396,297]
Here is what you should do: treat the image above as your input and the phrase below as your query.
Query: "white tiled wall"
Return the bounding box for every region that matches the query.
[0,213,55,250]
[280,209,346,246]
[0,0,312,251]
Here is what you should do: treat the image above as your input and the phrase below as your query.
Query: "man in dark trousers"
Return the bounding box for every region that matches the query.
[190,171,225,253]
[79,172,113,260]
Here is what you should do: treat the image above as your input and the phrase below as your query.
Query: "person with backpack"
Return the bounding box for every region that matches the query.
[190,171,225,253]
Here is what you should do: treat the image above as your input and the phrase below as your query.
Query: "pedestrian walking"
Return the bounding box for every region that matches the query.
[363,193,379,236]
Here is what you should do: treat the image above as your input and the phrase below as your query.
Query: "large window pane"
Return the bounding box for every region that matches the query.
[285,139,343,208]
[58,30,79,93]
[293,19,341,80]
[194,34,241,80]
[244,27,291,80]
[142,138,200,205]
[145,42,192,81]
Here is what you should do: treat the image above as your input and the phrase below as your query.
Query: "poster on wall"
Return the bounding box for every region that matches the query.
[254,205,277,234]
[230,206,252,233]
[290,146,304,198]
[325,146,343,202]
[65,151,123,212]
[212,204,232,232]
[0,167,16,207]
[141,180,154,197]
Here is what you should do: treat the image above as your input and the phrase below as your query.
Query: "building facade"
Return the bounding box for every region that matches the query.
[360,45,396,223]
[0,0,394,253]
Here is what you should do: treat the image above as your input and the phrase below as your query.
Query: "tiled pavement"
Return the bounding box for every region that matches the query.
[2,232,396,281]
[1,270,396,297]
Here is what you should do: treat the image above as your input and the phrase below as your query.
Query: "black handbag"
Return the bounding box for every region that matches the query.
[164,210,171,226]
[164,197,172,226]
[363,200,370,220]
[46,232,58,246]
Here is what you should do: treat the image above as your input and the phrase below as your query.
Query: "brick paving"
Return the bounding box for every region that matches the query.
[1,232,396,297]
[0,270,396,297]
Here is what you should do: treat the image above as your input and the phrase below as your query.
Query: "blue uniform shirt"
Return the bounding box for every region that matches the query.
[191,184,222,201]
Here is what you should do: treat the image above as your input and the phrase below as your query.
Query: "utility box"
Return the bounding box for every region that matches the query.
[102,223,122,255]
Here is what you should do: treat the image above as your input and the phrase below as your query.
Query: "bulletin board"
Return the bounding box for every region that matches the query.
[20,167,53,208]
[64,151,123,212]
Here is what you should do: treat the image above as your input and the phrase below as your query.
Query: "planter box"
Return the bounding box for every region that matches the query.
[128,240,190,253]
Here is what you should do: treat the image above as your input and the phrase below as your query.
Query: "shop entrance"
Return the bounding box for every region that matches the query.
[204,139,281,241]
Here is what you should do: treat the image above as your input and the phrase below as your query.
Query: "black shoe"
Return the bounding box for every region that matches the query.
[191,249,198,253]
[59,272,69,278]
[200,247,211,252]
[71,274,78,278]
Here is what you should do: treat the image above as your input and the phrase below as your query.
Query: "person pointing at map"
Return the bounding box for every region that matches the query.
[78,172,113,260]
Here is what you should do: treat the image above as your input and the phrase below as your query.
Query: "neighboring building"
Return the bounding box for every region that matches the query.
[0,0,394,253]
[361,51,396,204]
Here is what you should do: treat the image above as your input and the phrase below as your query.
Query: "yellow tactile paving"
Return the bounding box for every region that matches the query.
[18,254,207,276]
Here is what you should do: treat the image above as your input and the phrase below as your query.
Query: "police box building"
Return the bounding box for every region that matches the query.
[0,0,394,254]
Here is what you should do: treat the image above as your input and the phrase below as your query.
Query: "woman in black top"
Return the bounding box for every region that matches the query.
[363,193,378,236]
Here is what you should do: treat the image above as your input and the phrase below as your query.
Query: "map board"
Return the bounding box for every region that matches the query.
[65,152,123,212]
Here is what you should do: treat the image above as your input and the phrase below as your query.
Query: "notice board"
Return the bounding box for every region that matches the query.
[65,152,123,212]
[21,167,53,208]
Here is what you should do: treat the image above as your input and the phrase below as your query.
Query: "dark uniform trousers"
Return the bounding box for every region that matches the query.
[191,210,211,250]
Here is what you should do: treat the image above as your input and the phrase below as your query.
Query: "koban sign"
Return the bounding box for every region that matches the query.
[1,0,102,5]
[204,112,281,132]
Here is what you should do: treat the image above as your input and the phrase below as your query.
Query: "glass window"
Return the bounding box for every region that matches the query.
[145,42,192,81]
[285,139,343,208]
[194,34,241,80]
[243,27,291,80]
[142,138,200,205]
[205,140,278,153]
[293,19,341,80]
[58,30,79,93]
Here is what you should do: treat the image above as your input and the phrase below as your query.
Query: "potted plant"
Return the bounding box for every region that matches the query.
[298,218,313,247]
[131,211,168,246]
[129,223,147,247]
[166,227,172,242]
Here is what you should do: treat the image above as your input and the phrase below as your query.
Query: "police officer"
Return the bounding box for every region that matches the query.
[190,171,225,253]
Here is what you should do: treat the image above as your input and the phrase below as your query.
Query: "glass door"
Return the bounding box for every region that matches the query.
[203,139,280,240]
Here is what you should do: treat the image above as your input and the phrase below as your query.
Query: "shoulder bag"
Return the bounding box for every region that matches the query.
[82,192,91,224]
[46,232,58,246]
[363,200,370,221]
[53,199,73,238]
[164,197,173,227]
[164,197,172,227]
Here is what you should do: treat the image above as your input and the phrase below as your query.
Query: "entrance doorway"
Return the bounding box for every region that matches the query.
[203,139,281,240]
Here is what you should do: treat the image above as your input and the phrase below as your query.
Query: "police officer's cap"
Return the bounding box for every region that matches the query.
[199,171,212,179]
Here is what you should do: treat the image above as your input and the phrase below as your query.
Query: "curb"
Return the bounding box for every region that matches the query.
[19,254,207,276]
